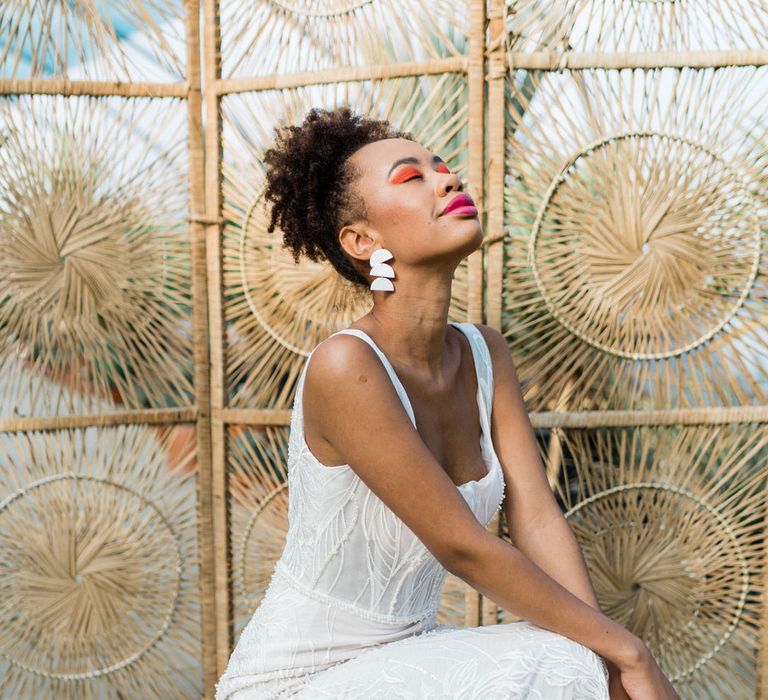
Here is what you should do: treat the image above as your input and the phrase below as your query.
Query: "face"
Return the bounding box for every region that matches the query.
[339,138,483,272]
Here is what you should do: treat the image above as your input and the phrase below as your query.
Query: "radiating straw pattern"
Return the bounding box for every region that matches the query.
[506,0,768,53]
[503,66,768,410]
[0,0,185,80]
[0,95,194,418]
[219,0,468,77]
[0,424,202,698]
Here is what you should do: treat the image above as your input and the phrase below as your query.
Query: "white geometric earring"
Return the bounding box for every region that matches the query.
[369,248,395,292]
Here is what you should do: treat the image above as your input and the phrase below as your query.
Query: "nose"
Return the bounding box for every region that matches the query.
[436,171,463,197]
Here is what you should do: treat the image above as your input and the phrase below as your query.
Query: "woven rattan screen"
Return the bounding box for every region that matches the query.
[0,2,212,698]
[1,1,767,698]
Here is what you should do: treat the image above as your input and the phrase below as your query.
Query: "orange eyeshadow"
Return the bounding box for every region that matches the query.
[390,166,421,184]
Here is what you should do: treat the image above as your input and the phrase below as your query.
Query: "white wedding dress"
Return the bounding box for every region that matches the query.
[215,322,609,699]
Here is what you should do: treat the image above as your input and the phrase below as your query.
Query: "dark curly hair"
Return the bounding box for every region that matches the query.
[263,107,410,288]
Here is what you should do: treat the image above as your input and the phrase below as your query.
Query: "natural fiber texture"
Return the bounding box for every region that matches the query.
[506,0,768,53]
[0,423,202,698]
[0,95,195,419]
[497,422,768,700]
[228,426,473,637]
[220,75,471,408]
[0,0,185,81]
[502,66,768,411]
[218,0,468,78]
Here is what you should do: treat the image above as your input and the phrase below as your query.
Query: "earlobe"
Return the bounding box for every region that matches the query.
[338,223,376,264]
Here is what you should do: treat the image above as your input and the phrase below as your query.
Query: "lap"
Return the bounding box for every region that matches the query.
[296,620,610,699]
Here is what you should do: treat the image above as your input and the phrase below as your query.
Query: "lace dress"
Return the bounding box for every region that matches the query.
[215,322,609,699]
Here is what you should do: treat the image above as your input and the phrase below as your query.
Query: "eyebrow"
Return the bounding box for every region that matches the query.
[387,155,445,178]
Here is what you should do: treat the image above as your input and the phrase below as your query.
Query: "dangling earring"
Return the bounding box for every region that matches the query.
[369,248,395,292]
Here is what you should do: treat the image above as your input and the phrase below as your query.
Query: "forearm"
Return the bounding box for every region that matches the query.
[510,512,629,695]
[449,530,641,667]
[510,510,600,610]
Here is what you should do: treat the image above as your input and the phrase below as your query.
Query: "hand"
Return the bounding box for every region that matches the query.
[616,643,679,700]
[605,660,631,700]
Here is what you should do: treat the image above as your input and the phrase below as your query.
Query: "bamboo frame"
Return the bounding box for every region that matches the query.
[0,79,189,97]
[507,49,768,71]
[0,408,197,433]
[185,0,218,695]
[462,0,486,628]
[217,57,468,93]
[202,0,232,685]
[480,0,508,628]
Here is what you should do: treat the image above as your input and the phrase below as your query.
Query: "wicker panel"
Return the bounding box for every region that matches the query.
[0,424,202,698]
[502,66,768,411]
[227,425,472,639]
[506,0,768,54]
[220,75,472,408]
[219,0,469,78]
[497,422,767,700]
[0,95,195,419]
[0,1,186,81]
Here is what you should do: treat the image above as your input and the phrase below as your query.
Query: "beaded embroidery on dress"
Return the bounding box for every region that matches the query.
[215,322,609,699]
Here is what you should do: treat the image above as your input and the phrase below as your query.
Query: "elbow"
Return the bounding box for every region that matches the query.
[438,525,498,581]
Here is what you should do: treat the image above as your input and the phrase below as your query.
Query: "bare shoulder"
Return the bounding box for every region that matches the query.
[304,332,391,396]
[302,332,411,439]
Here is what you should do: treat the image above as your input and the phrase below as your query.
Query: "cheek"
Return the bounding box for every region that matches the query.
[367,191,433,232]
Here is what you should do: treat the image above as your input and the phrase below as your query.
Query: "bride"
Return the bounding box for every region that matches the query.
[215,107,677,700]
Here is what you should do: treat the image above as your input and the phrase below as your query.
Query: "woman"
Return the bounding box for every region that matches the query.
[215,108,677,699]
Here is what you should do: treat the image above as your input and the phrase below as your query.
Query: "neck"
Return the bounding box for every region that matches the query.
[359,267,457,376]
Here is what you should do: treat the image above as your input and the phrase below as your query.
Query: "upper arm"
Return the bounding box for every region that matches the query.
[304,335,491,571]
[474,324,563,540]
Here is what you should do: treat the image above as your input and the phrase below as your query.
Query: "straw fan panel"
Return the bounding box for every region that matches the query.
[495,423,767,699]
[0,2,210,696]
[0,95,195,420]
[218,0,468,77]
[0,0,186,81]
[502,66,768,411]
[221,75,471,409]
[0,424,203,697]
[505,0,768,53]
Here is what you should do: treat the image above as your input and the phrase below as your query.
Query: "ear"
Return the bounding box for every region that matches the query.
[338,222,377,264]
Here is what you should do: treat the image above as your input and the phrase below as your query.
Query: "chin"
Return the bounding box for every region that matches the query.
[453,222,484,257]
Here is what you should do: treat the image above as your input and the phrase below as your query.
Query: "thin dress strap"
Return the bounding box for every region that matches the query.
[449,322,494,431]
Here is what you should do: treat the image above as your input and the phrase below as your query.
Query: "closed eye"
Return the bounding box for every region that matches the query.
[391,166,423,184]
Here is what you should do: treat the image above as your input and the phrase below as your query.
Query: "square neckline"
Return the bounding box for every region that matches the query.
[299,321,500,490]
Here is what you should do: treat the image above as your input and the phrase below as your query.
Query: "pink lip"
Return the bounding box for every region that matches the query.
[441,193,477,217]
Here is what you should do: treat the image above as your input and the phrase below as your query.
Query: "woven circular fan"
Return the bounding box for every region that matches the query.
[0,425,201,698]
[222,75,471,407]
[0,95,194,418]
[0,0,184,80]
[503,66,768,410]
[219,0,467,77]
[505,0,768,53]
[497,423,767,699]
[229,426,473,634]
